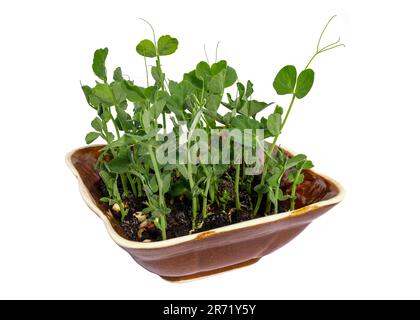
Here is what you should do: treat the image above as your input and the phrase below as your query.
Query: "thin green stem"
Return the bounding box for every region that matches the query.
[215,41,221,62]
[148,144,167,240]
[280,95,296,132]
[320,37,342,51]
[110,114,121,139]
[317,15,337,52]
[133,146,143,197]
[253,94,296,216]
[148,145,165,207]
[139,18,157,46]
[290,168,303,211]
[101,117,117,157]
[235,164,241,210]
[186,107,204,231]
[159,216,167,240]
[136,177,142,197]
[127,174,137,196]
[162,111,167,133]
[104,80,126,137]
[202,175,211,219]
[265,196,271,213]
[114,174,128,220]
[120,174,130,198]
[187,156,198,230]
[274,189,279,214]
[204,44,210,64]
[143,56,149,87]
[100,91,119,140]
[274,171,285,214]
[319,43,346,54]
[305,53,318,71]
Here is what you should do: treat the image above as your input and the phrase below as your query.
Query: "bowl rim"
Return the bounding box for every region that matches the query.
[66,145,345,250]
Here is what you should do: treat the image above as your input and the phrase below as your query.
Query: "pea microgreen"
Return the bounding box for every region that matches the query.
[80,16,343,240]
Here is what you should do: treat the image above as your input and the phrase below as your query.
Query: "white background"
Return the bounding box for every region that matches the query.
[1,0,419,299]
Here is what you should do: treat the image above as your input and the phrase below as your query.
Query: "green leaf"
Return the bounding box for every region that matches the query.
[204,94,221,112]
[274,105,283,115]
[268,188,277,204]
[176,164,189,180]
[150,97,166,118]
[113,67,123,81]
[169,179,190,197]
[111,81,126,104]
[213,164,229,176]
[99,109,111,122]
[100,197,115,205]
[91,117,102,132]
[277,189,289,201]
[144,86,157,100]
[157,35,178,56]
[208,72,225,94]
[92,48,108,82]
[99,170,114,193]
[261,117,268,130]
[222,112,233,124]
[85,132,101,144]
[142,110,151,133]
[285,154,307,169]
[106,131,115,142]
[123,81,145,102]
[162,173,172,194]
[297,173,305,184]
[210,60,227,75]
[183,70,204,88]
[109,157,131,174]
[225,66,237,87]
[267,167,281,187]
[240,100,272,117]
[149,175,159,193]
[302,160,314,170]
[231,114,263,130]
[93,83,113,104]
[295,69,315,99]
[167,81,186,118]
[116,108,131,130]
[81,85,98,110]
[136,39,156,58]
[237,82,245,98]
[151,66,165,84]
[267,113,282,136]
[81,85,92,100]
[195,61,211,80]
[245,80,254,97]
[273,65,297,95]
[254,184,269,194]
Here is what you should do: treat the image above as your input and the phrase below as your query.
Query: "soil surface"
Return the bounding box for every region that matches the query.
[95,167,306,242]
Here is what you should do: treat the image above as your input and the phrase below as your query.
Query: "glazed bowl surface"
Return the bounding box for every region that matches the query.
[66,145,345,281]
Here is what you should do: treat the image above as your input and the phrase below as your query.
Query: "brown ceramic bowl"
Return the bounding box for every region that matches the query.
[66,145,345,281]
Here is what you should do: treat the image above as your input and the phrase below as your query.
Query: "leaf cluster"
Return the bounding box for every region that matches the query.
[80,17,343,240]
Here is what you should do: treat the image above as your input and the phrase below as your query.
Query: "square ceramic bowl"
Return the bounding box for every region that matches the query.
[66,145,344,281]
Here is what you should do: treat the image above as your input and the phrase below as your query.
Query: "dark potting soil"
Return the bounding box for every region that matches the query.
[95,172,287,243]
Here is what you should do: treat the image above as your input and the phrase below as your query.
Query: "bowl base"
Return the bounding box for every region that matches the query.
[160,258,261,282]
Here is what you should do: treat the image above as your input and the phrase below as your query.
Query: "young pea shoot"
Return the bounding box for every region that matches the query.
[253,15,344,216]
